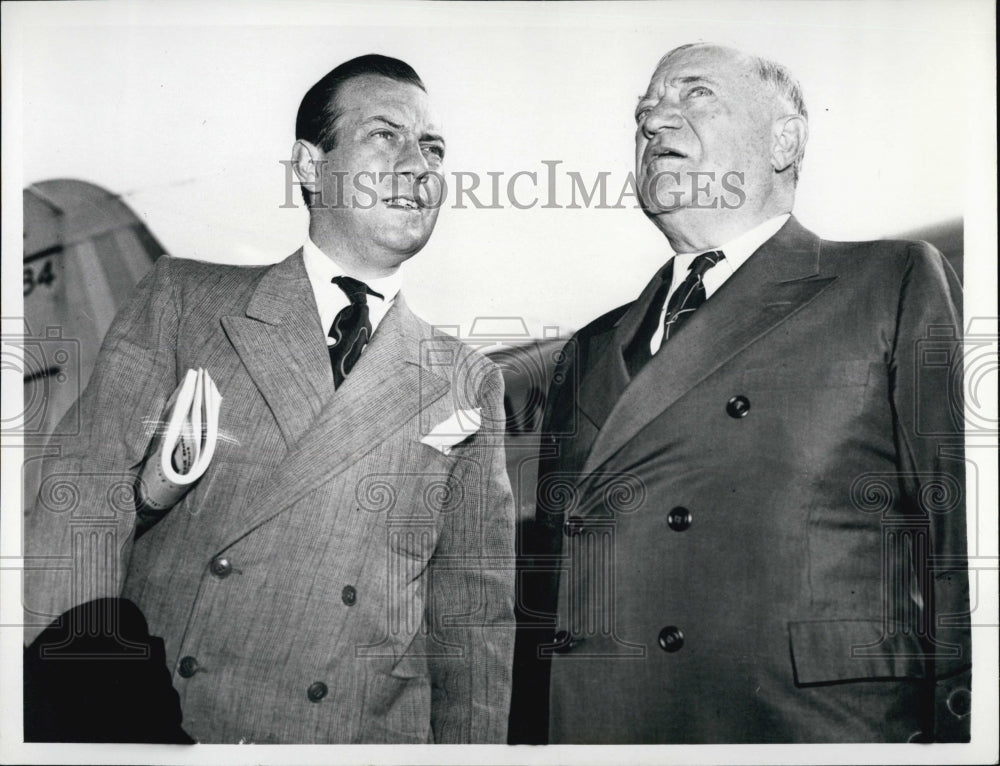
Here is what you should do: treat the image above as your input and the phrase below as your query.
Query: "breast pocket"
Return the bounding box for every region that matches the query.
[742,359,874,392]
[739,360,881,463]
[354,445,456,567]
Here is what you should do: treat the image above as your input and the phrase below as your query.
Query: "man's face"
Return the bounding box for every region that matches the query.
[311,74,445,271]
[635,45,778,216]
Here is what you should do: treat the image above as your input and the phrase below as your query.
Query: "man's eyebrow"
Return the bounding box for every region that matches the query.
[672,74,718,86]
[363,115,444,144]
[635,73,718,109]
[363,115,405,130]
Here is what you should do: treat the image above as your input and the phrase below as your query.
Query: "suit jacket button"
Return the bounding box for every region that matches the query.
[209,556,233,578]
[341,585,357,606]
[178,656,200,677]
[658,626,684,652]
[947,688,971,717]
[726,395,750,418]
[667,507,692,531]
[307,682,328,702]
[552,629,582,653]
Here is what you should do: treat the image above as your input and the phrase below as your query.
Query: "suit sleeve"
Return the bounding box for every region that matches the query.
[425,359,516,743]
[889,243,970,741]
[23,256,181,646]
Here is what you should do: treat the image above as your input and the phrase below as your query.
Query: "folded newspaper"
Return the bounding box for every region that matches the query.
[136,368,221,525]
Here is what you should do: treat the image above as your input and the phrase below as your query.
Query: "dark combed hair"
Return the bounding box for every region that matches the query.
[295,54,426,152]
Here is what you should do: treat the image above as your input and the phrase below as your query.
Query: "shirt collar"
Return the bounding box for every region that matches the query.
[301,237,403,302]
[675,213,791,273]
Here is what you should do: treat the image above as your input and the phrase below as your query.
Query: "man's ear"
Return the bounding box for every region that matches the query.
[771,114,808,173]
[291,139,322,189]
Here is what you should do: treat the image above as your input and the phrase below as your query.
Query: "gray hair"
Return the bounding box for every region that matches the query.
[659,43,808,183]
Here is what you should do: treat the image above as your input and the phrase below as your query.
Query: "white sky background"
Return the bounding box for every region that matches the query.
[6,0,995,337]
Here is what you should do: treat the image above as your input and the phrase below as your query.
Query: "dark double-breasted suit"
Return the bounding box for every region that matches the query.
[513,216,970,743]
[25,251,516,743]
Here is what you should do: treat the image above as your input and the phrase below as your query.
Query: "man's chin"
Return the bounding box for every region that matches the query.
[374,232,432,264]
[639,180,691,215]
[640,198,687,218]
[373,211,434,242]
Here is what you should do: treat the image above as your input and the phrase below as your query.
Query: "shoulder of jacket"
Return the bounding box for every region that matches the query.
[571,302,631,344]
[159,254,271,280]
[818,236,953,279]
[819,236,943,261]
[156,255,273,298]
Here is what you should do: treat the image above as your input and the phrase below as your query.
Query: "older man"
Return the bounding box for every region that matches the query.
[25,54,515,744]
[513,43,969,743]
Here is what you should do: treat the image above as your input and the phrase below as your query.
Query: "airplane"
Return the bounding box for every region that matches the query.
[18,179,167,505]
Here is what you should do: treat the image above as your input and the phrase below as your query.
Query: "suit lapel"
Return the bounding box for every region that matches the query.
[218,293,451,549]
[221,250,333,447]
[576,331,628,430]
[582,217,836,475]
[577,262,672,431]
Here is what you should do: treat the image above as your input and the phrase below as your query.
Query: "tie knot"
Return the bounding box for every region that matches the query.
[687,250,725,279]
[332,275,380,305]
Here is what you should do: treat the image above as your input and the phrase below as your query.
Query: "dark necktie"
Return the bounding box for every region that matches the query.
[625,249,725,376]
[661,249,726,342]
[327,276,382,388]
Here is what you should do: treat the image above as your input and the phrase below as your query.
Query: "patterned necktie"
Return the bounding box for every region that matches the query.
[327,276,382,388]
[624,250,725,377]
[661,250,726,342]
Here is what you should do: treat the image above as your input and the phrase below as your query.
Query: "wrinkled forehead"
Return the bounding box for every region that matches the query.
[645,44,754,95]
[337,74,441,131]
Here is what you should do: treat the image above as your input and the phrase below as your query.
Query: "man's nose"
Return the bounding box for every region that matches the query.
[393,136,428,177]
[642,99,684,138]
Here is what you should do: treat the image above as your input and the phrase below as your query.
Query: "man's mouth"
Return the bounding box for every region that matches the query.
[651,147,688,160]
[384,196,421,210]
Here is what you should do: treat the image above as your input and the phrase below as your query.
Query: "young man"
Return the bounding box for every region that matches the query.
[25,55,515,744]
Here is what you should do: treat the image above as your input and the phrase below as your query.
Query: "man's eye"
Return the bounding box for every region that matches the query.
[635,107,651,124]
[686,85,714,98]
[372,129,396,140]
[422,145,445,161]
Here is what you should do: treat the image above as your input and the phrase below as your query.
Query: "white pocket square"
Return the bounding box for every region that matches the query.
[420,407,482,455]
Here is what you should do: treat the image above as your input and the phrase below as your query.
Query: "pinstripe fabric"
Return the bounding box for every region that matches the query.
[24,251,516,743]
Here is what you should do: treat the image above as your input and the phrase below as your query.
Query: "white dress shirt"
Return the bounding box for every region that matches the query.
[301,238,402,346]
[649,213,791,354]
